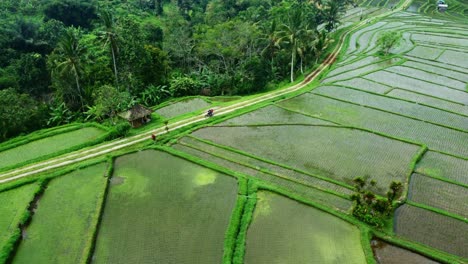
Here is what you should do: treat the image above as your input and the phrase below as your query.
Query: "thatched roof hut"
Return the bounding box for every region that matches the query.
[118,104,153,128]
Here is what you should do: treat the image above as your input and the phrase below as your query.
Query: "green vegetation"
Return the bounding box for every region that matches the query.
[0,126,107,171]
[408,173,467,218]
[376,31,402,55]
[0,0,347,142]
[13,163,108,264]
[244,191,366,263]
[351,177,402,227]
[0,183,39,263]
[415,151,468,186]
[395,204,468,258]
[93,150,238,263]
[1,2,468,264]
[155,98,210,119]
[191,125,420,193]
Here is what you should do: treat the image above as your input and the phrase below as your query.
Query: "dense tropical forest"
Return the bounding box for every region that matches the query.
[0,0,347,142]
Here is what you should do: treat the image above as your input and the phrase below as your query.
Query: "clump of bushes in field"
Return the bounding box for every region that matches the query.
[351,177,403,228]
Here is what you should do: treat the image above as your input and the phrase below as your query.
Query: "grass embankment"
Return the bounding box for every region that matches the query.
[0,183,40,263]
[93,150,238,263]
[12,163,108,264]
[0,124,109,173]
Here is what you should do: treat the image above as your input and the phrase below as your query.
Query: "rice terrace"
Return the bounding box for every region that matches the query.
[0,0,467,263]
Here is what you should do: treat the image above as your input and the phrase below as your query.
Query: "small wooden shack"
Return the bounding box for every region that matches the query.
[118,104,153,128]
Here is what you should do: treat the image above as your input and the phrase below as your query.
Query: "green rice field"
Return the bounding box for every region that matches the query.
[0,127,106,171]
[155,98,211,119]
[395,204,468,258]
[408,173,467,218]
[92,150,238,263]
[192,125,420,193]
[415,151,468,185]
[1,5,468,264]
[244,191,366,264]
[218,105,335,126]
[12,163,108,264]
[0,184,38,255]
[371,239,440,264]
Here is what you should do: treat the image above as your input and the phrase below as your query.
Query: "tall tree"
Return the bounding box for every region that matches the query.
[99,10,119,87]
[49,27,87,109]
[276,4,315,82]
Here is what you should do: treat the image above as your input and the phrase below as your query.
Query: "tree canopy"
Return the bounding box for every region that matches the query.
[0,0,349,142]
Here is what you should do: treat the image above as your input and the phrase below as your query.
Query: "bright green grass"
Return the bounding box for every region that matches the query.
[415,151,468,186]
[408,173,467,218]
[395,204,468,258]
[0,127,106,170]
[371,239,440,264]
[191,125,420,194]
[0,184,38,253]
[93,150,238,264]
[218,105,334,126]
[278,94,468,157]
[12,163,108,264]
[244,191,366,264]
[313,86,468,131]
[156,98,211,119]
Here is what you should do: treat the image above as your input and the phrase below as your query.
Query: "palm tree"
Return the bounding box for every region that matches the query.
[323,0,346,32]
[277,6,307,83]
[312,30,333,64]
[259,20,281,76]
[99,10,119,87]
[51,28,86,108]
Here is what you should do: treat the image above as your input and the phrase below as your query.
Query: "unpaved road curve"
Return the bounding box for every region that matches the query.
[0,4,411,184]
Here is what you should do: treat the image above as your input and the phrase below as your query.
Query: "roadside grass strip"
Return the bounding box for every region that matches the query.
[243,191,366,264]
[0,127,107,172]
[190,125,420,194]
[403,59,468,82]
[216,105,335,126]
[12,163,108,264]
[171,144,353,212]
[312,86,468,131]
[155,98,211,119]
[335,78,392,94]
[387,90,468,117]
[277,94,468,157]
[385,66,467,91]
[0,183,39,262]
[394,204,468,259]
[408,173,468,218]
[364,70,468,104]
[415,151,468,186]
[93,150,238,263]
[371,239,441,264]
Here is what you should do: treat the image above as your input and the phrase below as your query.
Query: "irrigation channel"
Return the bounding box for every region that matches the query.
[0,1,412,184]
